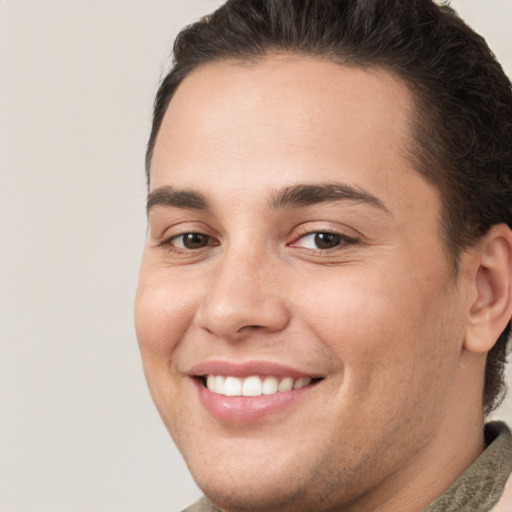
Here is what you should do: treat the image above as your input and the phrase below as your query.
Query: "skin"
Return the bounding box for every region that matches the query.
[135,56,511,511]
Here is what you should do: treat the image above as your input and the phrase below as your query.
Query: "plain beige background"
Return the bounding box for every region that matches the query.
[1,1,511,511]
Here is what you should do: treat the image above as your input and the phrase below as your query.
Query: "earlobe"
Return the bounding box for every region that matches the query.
[464,224,512,354]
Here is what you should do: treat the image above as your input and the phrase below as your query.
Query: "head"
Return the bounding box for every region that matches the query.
[136,1,512,510]
[145,0,512,414]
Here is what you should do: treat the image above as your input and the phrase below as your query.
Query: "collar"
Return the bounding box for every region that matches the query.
[424,422,512,512]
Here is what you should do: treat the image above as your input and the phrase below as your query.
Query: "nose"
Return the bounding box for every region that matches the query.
[196,248,291,341]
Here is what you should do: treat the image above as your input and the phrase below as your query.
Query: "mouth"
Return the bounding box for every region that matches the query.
[189,362,324,423]
[201,374,319,397]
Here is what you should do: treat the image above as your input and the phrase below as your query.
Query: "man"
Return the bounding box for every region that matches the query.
[135,0,512,510]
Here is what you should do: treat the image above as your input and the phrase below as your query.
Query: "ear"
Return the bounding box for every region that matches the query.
[464,224,512,354]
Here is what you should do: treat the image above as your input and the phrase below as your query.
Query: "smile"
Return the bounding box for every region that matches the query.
[205,375,313,397]
[192,363,323,422]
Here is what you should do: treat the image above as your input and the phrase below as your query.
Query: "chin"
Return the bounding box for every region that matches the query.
[175,432,315,511]
[176,430,358,512]
[191,472,311,512]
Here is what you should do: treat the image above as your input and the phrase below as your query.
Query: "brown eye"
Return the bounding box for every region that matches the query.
[174,233,211,250]
[313,233,343,249]
[291,231,357,251]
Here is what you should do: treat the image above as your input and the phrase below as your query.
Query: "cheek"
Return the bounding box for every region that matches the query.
[294,262,460,384]
[134,272,199,362]
[291,265,464,453]
[134,273,203,434]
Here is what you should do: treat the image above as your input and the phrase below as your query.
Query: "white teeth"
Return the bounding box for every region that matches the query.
[214,375,225,394]
[205,375,313,397]
[242,376,262,396]
[224,376,242,396]
[262,376,278,395]
[277,377,294,392]
[293,377,312,390]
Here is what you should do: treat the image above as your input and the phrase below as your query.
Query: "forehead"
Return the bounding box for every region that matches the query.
[150,55,418,192]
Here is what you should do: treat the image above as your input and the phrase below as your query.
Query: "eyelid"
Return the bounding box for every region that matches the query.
[161,231,218,249]
[149,215,214,241]
[154,220,221,256]
[288,225,361,251]
[153,219,216,241]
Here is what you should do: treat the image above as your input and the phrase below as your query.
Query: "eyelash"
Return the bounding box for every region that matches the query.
[289,230,359,252]
[162,232,217,253]
[161,229,359,255]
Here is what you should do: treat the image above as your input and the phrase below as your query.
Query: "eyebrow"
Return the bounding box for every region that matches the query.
[147,182,389,215]
[270,183,389,212]
[147,186,210,214]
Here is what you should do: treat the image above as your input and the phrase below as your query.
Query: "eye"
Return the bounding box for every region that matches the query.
[169,232,213,250]
[292,231,356,250]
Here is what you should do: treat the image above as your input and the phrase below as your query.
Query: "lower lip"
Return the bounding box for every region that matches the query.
[194,379,314,423]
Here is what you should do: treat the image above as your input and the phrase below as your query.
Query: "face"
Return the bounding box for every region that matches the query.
[135,56,470,511]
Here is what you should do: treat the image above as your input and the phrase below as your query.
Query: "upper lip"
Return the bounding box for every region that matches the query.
[189,360,323,379]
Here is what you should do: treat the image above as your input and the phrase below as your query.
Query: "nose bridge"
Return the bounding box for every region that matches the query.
[198,241,289,339]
